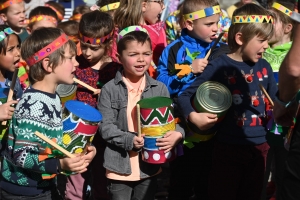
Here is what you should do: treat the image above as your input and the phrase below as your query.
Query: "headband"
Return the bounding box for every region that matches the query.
[272,2,293,17]
[26,33,69,66]
[29,15,57,25]
[45,4,64,20]
[0,27,13,42]
[232,15,274,24]
[100,2,120,12]
[68,35,79,43]
[117,26,148,42]
[0,0,22,10]
[70,14,82,21]
[79,31,113,45]
[183,5,221,21]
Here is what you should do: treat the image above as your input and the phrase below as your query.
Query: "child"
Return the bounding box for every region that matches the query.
[157,0,224,199]
[226,0,254,19]
[178,3,277,200]
[27,6,58,33]
[64,10,121,200]
[45,1,64,23]
[0,27,96,199]
[0,0,29,42]
[261,1,295,199]
[69,5,90,22]
[113,0,167,77]
[97,26,184,200]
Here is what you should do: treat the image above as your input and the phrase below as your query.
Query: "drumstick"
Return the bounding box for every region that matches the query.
[34,131,75,158]
[2,68,19,126]
[73,78,98,93]
[136,104,141,137]
[204,32,225,60]
[259,84,274,107]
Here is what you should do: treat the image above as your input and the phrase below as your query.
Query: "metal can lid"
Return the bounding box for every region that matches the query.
[137,96,172,109]
[65,100,102,122]
[56,83,77,98]
[195,81,232,113]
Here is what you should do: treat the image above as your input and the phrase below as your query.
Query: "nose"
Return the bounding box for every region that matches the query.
[72,57,79,72]
[15,48,20,58]
[263,40,269,49]
[138,54,145,62]
[84,48,91,57]
[212,23,218,32]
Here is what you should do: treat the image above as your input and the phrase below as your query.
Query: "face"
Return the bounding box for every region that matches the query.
[189,14,219,43]
[242,35,269,63]
[54,45,78,84]
[118,40,152,81]
[30,20,57,33]
[80,41,106,65]
[268,18,284,45]
[0,34,20,72]
[1,2,26,30]
[142,0,165,24]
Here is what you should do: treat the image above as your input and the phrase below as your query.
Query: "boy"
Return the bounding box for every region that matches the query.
[0,27,96,199]
[157,0,225,199]
[178,3,277,200]
[0,0,29,42]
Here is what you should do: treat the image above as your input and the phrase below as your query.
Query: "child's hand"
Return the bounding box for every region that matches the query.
[59,155,88,174]
[156,131,183,153]
[191,59,208,74]
[133,136,144,149]
[93,89,101,96]
[188,112,218,130]
[82,145,97,164]
[0,100,18,121]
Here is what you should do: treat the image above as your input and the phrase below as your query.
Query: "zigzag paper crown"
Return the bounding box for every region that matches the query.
[79,31,113,45]
[0,27,13,42]
[100,2,120,12]
[45,4,64,20]
[183,5,221,21]
[233,15,274,24]
[117,26,148,42]
[0,0,22,10]
[26,33,69,66]
[29,15,57,25]
[272,2,293,17]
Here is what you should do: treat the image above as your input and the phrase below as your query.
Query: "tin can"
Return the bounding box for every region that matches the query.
[192,81,232,119]
[56,84,77,106]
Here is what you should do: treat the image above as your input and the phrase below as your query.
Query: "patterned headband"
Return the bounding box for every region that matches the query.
[45,4,64,20]
[272,2,293,17]
[117,26,148,42]
[183,5,221,21]
[78,31,113,45]
[0,0,22,10]
[70,14,82,21]
[26,33,69,66]
[100,2,120,12]
[232,15,274,24]
[29,15,58,25]
[0,27,13,42]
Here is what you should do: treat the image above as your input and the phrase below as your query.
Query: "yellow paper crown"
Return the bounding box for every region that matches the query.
[272,2,293,17]
[183,5,221,21]
[100,2,120,12]
[0,0,22,10]
[233,15,273,24]
[29,15,58,25]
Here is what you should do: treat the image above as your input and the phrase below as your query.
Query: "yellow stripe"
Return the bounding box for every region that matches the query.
[142,121,175,136]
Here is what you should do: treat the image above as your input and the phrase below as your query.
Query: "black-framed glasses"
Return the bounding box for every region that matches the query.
[148,0,164,7]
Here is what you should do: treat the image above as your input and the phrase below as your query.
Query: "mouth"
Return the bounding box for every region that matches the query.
[14,59,20,67]
[135,65,145,72]
[257,52,263,58]
[210,34,217,40]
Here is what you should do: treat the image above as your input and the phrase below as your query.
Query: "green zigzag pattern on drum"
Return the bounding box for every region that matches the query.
[140,106,174,125]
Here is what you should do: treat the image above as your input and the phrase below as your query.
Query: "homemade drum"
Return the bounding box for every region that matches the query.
[192,81,232,122]
[56,83,77,106]
[137,96,176,164]
[0,88,9,149]
[62,100,102,155]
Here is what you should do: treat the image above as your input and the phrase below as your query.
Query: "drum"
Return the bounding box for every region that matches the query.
[56,83,77,106]
[62,100,102,155]
[0,88,9,150]
[192,81,232,122]
[137,96,176,164]
[0,88,8,105]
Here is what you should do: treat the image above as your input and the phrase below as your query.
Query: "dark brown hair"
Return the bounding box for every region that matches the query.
[72,5,90,16]
[28,6,58,29]
[45,1,65,22]
[0,25,21,55]
[57,20,79,37]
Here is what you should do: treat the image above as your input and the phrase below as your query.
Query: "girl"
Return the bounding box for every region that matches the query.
[262,1,295,199]
[113,0,167,78]
[45,1,64,23]
[98,26,184,200]
[1,27,96,200]
[64,10,121,200]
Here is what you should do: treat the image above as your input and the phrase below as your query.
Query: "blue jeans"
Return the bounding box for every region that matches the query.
[1,187,62,200]
[107,176,157,200]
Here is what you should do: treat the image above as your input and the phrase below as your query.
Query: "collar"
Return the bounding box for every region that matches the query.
[266,42,292,55]
[180,28,211,49]
[122,73,145,93]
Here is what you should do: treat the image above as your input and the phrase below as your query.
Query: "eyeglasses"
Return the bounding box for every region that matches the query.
[148,0,164,7]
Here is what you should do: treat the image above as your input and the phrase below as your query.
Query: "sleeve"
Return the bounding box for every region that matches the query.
[97,85,135,151]
[157,43,197,96]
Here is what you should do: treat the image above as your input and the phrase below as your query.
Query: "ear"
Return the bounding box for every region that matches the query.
[116,53,121,63]
[185,19,194,31]
[141,1,147,12]
[284,23,293,34]
[0,13,7,22]
[235,32,243,46]
[41,58,52,73]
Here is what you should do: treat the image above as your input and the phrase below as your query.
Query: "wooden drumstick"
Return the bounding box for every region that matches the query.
[204,32,225,60]
[2,68,19,126]
[259,84,274,107]
[34,131,75,158]
[136,104,141,137]
[73,78,98,93]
